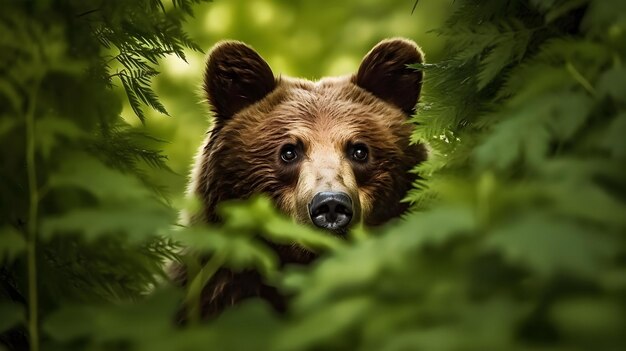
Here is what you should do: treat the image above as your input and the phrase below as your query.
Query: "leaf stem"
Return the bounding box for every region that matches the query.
[477,172,495,228]
[186,253,225,324]
[566,61,596,96]
[25,81,41,351]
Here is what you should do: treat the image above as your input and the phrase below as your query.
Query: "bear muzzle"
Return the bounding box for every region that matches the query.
[308,191,353,232]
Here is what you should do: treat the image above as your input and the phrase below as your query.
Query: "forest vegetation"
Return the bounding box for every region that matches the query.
[1,0,625,350]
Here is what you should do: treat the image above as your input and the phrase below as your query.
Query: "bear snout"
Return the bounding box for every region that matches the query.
[307,191,353,232]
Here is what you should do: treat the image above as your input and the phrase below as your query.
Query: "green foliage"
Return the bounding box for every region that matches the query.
[0,0,207,350]
[1,0,625,351]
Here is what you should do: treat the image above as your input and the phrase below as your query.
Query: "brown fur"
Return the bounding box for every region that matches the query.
[176,38,428,319]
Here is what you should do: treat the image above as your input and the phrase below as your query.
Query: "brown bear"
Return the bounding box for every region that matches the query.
[178,38,428,318]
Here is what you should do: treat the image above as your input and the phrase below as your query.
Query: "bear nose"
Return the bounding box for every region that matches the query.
[308,192,353,231]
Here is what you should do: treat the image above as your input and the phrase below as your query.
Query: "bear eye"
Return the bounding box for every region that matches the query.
[280,144,298,163]
[351,144,368,162]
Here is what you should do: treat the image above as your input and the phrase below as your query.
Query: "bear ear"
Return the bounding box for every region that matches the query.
[353,38,424,115]
[203,41,276,122]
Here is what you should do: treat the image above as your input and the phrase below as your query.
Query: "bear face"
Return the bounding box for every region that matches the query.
[188,38,427,236]
[177,39,428,318]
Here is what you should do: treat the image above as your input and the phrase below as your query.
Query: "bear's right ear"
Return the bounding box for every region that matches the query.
[203,41,276,122]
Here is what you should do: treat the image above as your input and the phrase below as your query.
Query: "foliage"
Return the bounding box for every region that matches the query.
[0,0,207,350]
[1,0,625,351]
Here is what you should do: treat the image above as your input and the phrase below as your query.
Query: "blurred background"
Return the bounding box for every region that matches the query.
[133,0,452,204]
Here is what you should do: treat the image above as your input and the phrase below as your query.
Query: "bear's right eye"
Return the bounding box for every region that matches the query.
[280,144,298,163]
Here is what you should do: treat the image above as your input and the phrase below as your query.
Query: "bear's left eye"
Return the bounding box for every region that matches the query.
[351,144,369,162]
[280,144,298,163]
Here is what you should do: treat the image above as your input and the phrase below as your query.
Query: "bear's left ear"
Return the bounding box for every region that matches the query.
[203,41,276,123]
[353,38,424,115]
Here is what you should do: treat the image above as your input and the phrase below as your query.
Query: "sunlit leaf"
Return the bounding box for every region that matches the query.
[219,196,344,252]
[174,226,278,276]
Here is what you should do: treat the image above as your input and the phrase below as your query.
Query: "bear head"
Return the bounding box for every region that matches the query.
[188,38,427,240]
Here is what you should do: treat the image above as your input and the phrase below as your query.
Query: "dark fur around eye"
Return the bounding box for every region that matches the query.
[275,142,302,186]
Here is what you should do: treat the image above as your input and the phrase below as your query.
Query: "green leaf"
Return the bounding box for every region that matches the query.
[120,74,146,122]
[582,0,626,31]
[477,38,516,90]
[34,116,86,159]
[174,226,278,276]
[0,117,17,140]
[0,226,26,263]
[219,196,344,252]
[262,216,344,253]
[0,301,24,333]
[530,0,559,10]
[499,64,573,104]
[551,297,626,341]
[138,300,282,351]
[44,289,180,343]
[597,67,626,103]
[49,154,153,201]
[41,202,175,243]
[536,158,626,226]
[0,79,22,113]
[282,206,476,313]
[39,25,87,76]
[486,214,618,277]
[118,68,169,122]
[601,113,626,158]
[391,205,477,246]
[545,0,590,23]
[367,298,524,351]
[475,92,592,170]
[275,296,371,351]
[550,181,626,227]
